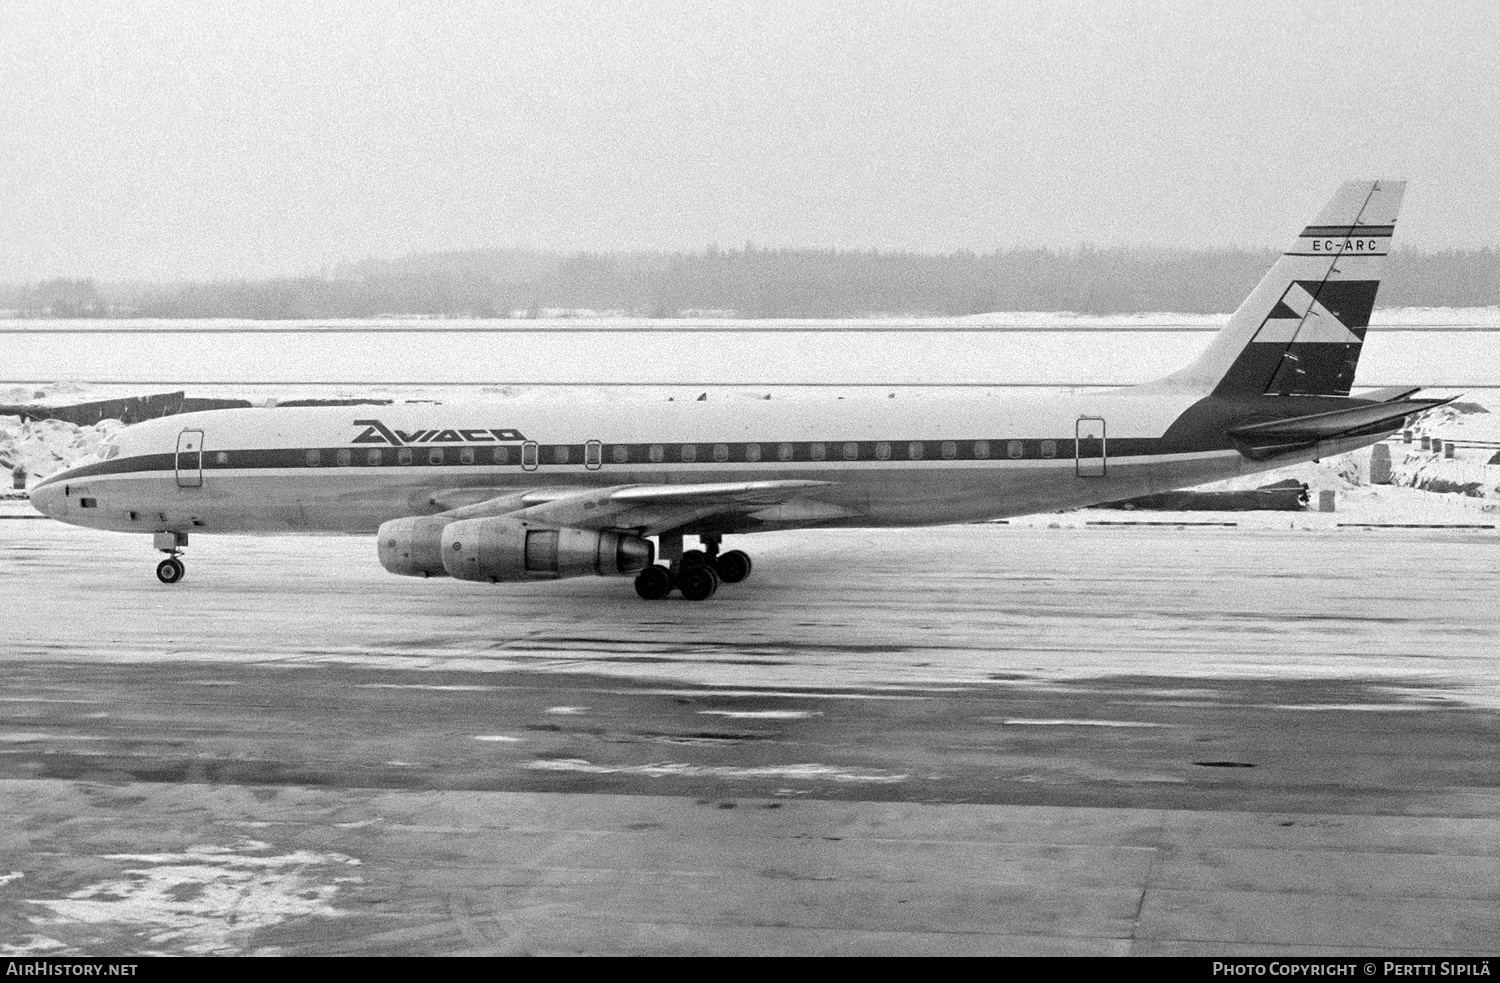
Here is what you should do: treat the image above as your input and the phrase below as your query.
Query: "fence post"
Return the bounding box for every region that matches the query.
[1369,443,1392,485]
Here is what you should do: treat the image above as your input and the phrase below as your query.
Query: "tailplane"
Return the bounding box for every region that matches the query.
[1160,180,1405,397]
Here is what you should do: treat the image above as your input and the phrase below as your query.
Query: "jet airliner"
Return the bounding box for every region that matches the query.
[29,181,1449,600]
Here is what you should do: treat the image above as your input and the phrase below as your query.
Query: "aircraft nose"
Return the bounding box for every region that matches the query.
[28,482,62,519]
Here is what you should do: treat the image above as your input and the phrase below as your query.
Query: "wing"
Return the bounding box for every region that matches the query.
[515,479,847,535]
[427,479,847,536]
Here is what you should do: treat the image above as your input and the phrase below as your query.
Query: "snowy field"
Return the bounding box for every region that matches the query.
[3,310,1500,387]
[6,305,1500,330]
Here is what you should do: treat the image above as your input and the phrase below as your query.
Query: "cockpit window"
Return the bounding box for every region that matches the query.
[97,443,121,460]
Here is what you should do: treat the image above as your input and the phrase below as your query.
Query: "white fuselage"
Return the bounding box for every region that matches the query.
[29,387,1353,538]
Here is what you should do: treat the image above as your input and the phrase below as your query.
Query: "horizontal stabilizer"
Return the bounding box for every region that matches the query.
[1227,396,1454,449]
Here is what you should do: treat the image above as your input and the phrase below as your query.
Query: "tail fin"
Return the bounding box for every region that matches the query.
[1161,180,1405,397]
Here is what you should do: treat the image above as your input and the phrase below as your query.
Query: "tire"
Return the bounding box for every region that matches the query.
[676,564,720,601]
[714,550,752,584]
[156,558,184,584]
[634,565,672,600]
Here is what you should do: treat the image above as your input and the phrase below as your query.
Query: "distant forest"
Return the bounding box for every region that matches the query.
[6,245,1500,319]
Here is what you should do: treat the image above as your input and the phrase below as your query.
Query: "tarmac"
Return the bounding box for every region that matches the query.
[1,518,1497,956]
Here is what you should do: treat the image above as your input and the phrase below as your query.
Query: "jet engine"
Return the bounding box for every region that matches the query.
[440,516,653,582]
[377,515,454,577]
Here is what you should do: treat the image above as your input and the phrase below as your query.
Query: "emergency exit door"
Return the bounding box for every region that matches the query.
[1075,418,1106,477]
[176,430,204,488]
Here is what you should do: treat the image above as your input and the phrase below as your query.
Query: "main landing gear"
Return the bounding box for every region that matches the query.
[153,531,188,585]
[633,534,754,602]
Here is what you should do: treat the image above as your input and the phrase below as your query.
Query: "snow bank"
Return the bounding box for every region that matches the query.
[0,415,122,487]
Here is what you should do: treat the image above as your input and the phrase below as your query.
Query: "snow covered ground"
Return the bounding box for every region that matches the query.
[4,310,1500,387]
[5,305,1500,330]
[0,414,121,491]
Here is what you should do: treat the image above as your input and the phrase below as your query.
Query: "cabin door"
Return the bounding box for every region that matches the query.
[176,429,204,488]
[1075,418,1106,477]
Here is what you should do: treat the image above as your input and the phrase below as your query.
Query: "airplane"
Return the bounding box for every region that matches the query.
[28,180,1451,600]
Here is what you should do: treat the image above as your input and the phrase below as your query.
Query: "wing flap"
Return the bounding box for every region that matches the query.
[610,479,833,504]
[510,479,838,533]
[424,486,571,516]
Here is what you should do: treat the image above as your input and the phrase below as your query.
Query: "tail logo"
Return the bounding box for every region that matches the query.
[1253,280,1376,346]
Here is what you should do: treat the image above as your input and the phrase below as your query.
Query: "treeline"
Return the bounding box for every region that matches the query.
[7,246,1500,319]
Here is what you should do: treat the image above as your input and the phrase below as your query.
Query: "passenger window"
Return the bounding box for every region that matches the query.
[649,444,664,463]
[492,445,509,465]
[974,440,990,459]
[399,448,413,465]
[336,449,352,466]
[459,447,475,465]
[875,442,891,461]
[306,449,321,467]
[778,442,793,461]
[1007,440,1023,459]
[367,448,383,466]
[941,441,957,460]
[713,443,729,462]
[843,442,858,461]
[745,444,761,462]
[428,448,444,465]
[553,445,569,464]
[681,444,696,462]
[1041,440,1057,459]
[908,441,924,460]
[612,445,629,464]
[215,451,229,465]
[809,443,826,461]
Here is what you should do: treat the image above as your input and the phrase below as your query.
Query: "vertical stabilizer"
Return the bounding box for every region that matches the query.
[1160,181,1405,397]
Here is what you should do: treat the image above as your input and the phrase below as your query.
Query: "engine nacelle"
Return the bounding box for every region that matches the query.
[440,516,654,582]
[377,516,453,578]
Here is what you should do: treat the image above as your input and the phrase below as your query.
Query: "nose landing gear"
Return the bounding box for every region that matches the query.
[153,531,188,585]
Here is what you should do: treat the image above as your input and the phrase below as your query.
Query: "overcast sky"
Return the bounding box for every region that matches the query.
[3,0,1498,281]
